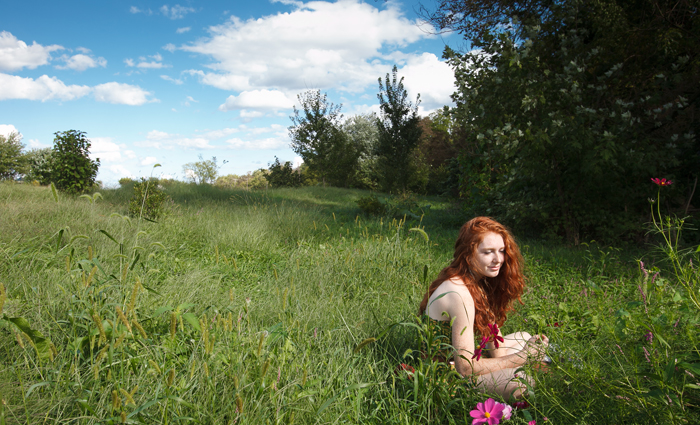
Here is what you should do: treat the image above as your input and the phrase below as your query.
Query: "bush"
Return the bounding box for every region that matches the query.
[356,193,388,216]
[119,177,136,187]
[0,132,26,180]
[51,130,100,194]
[23,148,53,185]
[266,157,304,188]
[357,192,429,220]
[128,178,169,220]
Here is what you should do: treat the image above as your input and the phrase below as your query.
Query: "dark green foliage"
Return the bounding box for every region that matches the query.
[440,0,699,243]
[118,177,136,187]
[23,148,53,184]
[0,132,27,180]
[265,157,304,188]
[289,90,360,187]
[357,192,428,220]
[51,130,100,194]
[376,66,422,193]
[128,178,169,220]
[356,193,387,216]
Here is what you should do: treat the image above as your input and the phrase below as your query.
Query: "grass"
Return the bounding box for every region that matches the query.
[0,181,698,424]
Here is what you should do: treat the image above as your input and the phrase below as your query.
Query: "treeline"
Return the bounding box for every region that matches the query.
[272,0,699,244]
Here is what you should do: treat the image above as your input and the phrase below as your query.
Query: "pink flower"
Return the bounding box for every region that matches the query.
[528,421,536,425]
[473,336,490,361]
[498,403,513,420]
[488,323,505,348]
[651,177,673,186]
[470,398,504,425]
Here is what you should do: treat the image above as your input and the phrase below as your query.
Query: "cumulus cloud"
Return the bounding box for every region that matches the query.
[0,31,63,71]
[218,89,294,112]
[93,82,157,105]
[56,53,107,71]
[176,27,191,34]
[109,164,135,178]
[141,156,158,165]
[89,137,122,162]
[161,4,195,19]
[225,137,289,150]
[0,73,91,101]
[129,6,152,15]
[0,124,20,138]
[395,53,455,113]
[138,130,214,149]
[181,0,429,93]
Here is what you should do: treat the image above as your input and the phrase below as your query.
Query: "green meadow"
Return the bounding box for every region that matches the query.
[0,182,698,424]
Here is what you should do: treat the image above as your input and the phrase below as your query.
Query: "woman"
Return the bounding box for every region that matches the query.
[419,217,548,399]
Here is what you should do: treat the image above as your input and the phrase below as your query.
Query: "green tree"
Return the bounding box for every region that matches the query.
[51,130,100,193]
[341,113,380,189]
[183,155,219,184]
[266,157,303,188]
[23,148,54,184]
[0,132,27,180]
[289,90,358,187]
[440,0,699,243]
[376,65,422,192]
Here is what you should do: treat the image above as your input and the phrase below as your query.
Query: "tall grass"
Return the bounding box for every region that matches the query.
[0,181,698,424]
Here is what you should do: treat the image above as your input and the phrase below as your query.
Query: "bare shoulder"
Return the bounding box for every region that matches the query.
[426,277,474,320]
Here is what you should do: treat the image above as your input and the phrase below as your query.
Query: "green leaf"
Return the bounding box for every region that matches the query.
[97,229,119,245]
[181,313,200,331]
[316,382,374,415]
[409,227,429,242]
[26,381,50,398]
[5,316,54,361]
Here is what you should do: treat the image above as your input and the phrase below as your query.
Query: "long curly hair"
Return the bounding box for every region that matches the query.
[419,217,525,338]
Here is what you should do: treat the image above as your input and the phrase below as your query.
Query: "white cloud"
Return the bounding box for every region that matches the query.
[292,156,303,168]
[0,124,20,138]
[181,0,429,92]
[129,6,152,15]
[147,130,170,140]
[125,53,167,69]
[225,137,288,150]
[93,82,156,105]
[161,4,195,19]
[56,53,107,71]
[219,89,294,112]
[141,156,158,165]
[0,73,91,101]
[89,137,122,162]
[163,43,177,52]
[28,139,50,149]
[396,53,455,114]
[109,164,135,178]
[139,130,214,149]
[0,31,63,71]
[161,75,183,84]
[176,27,191,34]
[239,110,264,118]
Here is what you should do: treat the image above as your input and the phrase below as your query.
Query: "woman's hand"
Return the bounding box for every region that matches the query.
[519,334,549,363]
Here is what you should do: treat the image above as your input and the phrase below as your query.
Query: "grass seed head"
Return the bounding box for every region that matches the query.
[116,307,132,332]
[119,388,135,405]
[167,369,175,387]
[0,282,5,315]
[111,390,120,411]
[170,312,177,340]
[120,411,126,424]
[148,360,162,374]
[132,319,147,339]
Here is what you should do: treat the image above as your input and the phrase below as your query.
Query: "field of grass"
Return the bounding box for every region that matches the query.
[0,181,698,424]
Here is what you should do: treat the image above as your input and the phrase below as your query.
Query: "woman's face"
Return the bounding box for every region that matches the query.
[474,232,505,279]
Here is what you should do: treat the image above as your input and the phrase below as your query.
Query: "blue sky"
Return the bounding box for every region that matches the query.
[0,0,457,185]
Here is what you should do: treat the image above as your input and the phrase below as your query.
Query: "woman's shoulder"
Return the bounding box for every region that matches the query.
[432,277,472,296]
[426,277,475,319]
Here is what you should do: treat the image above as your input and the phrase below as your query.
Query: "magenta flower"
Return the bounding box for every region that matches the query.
[651,177,673,186]
[499,402,513,420]
[472,336,490,361]
[488,323,505,348]
[513,400,529,409]
[528,421,536,425]
[470,398,504,425]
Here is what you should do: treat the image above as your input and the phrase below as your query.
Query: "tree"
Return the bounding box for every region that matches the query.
[376,65,422,192]
[0,132,27,180]
[442,0,699,243]
[183,155,218,184]
[266,157,303,188]
[51,130,100,193]
[23,148,54,184]
[341,113,380,189]
[289,90,359,187]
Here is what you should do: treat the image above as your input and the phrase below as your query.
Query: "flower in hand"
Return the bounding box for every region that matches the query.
[472,336,490,361]
[488,323,505,349]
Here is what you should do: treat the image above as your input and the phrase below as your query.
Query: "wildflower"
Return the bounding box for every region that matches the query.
[488,323,505,348]
[643,346,651,362]
[473,336,490,361]
[512,401,529,409]
[394,363,415,379]
[651,177,673,186]
[499,403,513,420]
[528,422,536,425]
[470,398,504,425]
[645,331,653,344]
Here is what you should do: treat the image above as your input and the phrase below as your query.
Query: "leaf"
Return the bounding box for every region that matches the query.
[150,306,173,319]
[181,313,200,331]
[354,337,376,353]
[678,362,700,376]
[50,182,59,203]
[316,382,374,415]
[129,253,141,271]
[98,229,119,245]
[4,316,54,361]
[68,235,89,245]
[26,381,50,398]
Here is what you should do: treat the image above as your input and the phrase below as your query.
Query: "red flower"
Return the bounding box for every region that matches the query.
[487,323,504,348]
[395,363,415,379]
[472,336,490,361]
[513,400,530,409]
[651,177,673,186]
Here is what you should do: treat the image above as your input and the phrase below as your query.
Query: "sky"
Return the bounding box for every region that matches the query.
[0,0,458,186]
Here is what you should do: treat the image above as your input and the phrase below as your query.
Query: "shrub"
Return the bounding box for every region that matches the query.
[356,194,387,216]
[0,132,26,180]
[51,130,100,194]
[266,157,304,188]
[119,177,136,187]
[128,178,169,220]
[23,148,54,185]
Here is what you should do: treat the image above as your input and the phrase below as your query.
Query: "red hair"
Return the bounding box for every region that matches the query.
[419,217,525,338]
